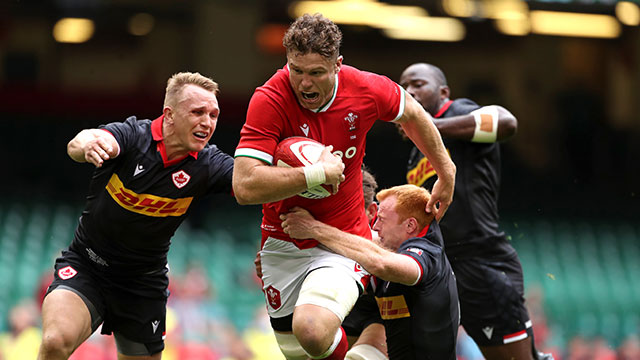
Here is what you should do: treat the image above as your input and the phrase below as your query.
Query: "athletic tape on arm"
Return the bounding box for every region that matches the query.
[470,106,499,143]
[304,163,326,188]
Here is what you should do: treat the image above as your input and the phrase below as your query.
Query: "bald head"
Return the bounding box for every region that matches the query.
[403,63,447,87]
[399,63,450,115]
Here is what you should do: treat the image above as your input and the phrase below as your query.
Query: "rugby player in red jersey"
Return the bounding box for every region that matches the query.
[233,14,455,360]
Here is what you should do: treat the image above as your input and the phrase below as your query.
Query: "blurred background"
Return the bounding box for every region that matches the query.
[0,0,639,359]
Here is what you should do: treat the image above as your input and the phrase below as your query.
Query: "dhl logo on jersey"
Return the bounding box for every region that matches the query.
[406,149,451,187]
[106,174,193,217]
[376,295,411,320]
[406,156,435,187]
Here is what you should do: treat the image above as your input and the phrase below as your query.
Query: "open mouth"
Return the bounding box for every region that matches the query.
[301,92,319,101]
[194,131,208,140]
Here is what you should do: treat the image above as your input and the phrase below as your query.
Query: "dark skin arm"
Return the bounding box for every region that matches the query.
[433,105,517,142]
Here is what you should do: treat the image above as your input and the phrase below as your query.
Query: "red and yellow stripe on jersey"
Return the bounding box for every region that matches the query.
[406,149,450,187]
[106,173,193,217]
[376,295,411,320]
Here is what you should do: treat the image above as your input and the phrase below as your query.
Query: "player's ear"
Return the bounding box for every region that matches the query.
[366,202,378,221]
[405,217,418,234]
[163,107,174,124]
[336,55,343,72]
[439,85,450,101]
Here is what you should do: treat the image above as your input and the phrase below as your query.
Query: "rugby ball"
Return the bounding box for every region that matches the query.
[273,137,332,199]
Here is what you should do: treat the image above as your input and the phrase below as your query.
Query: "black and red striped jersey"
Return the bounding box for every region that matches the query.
[406,98,515,259]
[70,115,233,275]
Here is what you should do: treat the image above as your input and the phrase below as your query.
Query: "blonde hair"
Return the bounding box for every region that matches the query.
[376,184,433,229]
[164,72,218,107]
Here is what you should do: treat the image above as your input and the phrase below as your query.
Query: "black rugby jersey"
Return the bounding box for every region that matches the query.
[70,116,233,275]
[374,220,458,360]
[406,98,515,259]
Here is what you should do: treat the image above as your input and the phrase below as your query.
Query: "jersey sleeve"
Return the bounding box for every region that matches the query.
[234,90,285,165]
[99,116,141,156]
[206,145,234,195]
[364,72,405,122]
[399,244,443,287]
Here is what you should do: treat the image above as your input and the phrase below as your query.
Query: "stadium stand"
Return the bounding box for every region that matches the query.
[0,200,638,353]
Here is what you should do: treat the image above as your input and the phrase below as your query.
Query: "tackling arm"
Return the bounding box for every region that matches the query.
[281,207,420,285]
[433,105,517,142]
[67,129,119,167]
[397,93,456,220]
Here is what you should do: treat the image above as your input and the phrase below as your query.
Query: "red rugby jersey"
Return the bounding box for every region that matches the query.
[235,64,405,248]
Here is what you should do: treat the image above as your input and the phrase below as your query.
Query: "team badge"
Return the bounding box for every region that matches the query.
[354,263,363,272]
[265,285,281,310]
[172,170,191,189]
[343,111,359,132]
[58,266,77,280]
[407,248,423,256]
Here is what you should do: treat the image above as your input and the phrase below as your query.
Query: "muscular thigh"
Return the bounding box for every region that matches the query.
[41,250,107,350]
[261,237,368,320]
[452,255,533,347]
[45,250,107,330]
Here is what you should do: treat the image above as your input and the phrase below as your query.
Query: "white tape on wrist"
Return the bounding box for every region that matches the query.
[303,163,326,189]
[470,105,499,143]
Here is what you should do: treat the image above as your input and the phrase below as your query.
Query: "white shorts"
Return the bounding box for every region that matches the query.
[260,236,370,319]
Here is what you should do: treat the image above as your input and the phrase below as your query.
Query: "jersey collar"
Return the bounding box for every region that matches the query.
[312,74,339,113]
[416,222,431,238]
[434,100,453,118]
[151,115,199,166]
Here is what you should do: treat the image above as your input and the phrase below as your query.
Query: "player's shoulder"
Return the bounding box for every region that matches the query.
[340,65,393,87]
[401,237,438,252]
[402,221,445,252]
[199,144,233,162]
[253,66,295,104]
[257,66,290,93]
[445,98,481,117]
[101,116,153,142]
[109,115,151,131]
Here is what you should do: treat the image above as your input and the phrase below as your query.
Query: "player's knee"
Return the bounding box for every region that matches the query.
[273,332,309,360]
[39,330,76,358]
[291,314,333,356]
[345,344,388,360]
[293,267,360,356]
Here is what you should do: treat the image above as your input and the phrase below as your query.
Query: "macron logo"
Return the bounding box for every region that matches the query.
[152,320,160,334]
[300,124,309,136]
[482,326,494,339]
[134,163,145,177]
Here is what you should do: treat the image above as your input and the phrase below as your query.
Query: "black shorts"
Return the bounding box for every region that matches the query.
[451,253,533,346]
[46,248,169,355]
[342,291,382,337]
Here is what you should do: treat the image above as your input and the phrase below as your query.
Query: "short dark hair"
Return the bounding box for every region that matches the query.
[362,166,378,208]
[282,13,342,59]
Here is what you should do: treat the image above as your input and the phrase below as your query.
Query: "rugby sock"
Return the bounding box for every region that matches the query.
[315,327,348,360]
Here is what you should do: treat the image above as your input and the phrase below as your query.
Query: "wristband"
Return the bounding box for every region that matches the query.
[470,105,499,143]
[303,163,326,189]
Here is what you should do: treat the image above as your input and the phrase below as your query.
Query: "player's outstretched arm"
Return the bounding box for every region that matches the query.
[233,147,345,205]
[67,129,119,167]
[433,105,517,143]
[281,207,420,285]
[398,93,456,221]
